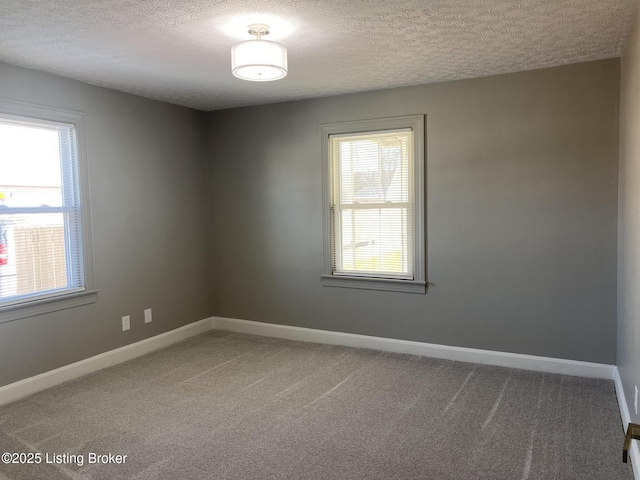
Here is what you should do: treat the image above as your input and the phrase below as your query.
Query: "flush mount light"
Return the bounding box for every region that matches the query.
[231,24,288,81]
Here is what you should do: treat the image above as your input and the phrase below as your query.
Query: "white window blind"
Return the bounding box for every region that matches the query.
[329,129,414,279]
[0,116,85,307]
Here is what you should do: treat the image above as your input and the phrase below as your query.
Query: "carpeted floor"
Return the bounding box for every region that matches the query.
[0,330,633,480]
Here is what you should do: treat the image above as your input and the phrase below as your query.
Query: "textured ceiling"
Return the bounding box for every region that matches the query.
[0,0,637,111]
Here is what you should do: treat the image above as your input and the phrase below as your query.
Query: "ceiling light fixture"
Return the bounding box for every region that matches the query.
[231,24,288,81]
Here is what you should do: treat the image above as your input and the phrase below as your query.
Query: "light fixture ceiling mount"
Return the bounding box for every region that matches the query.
[247,23,270,38]
[231,23,288,82]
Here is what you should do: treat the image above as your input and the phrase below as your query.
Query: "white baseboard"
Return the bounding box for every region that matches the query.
[0,317,215,407]
[0,315,620,409]
[614,368,640,479]
[212,317,616,380]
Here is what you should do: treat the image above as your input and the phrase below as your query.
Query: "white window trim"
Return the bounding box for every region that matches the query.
[320,115,426,294]
[0,98,97,323]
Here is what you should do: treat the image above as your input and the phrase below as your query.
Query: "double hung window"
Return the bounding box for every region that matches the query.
[321,115,426,293]
[0,101,95,321]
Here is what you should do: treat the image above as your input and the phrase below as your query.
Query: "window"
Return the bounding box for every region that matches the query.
[0,100,96,322]
[321,115,426,293]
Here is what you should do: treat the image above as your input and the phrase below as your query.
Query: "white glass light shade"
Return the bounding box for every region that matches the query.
[231,39,288,81]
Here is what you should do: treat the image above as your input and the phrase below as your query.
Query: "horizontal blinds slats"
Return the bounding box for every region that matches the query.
[328,127,412,139]
[329,129,414,279]
[335,202,413,210]
[0,206,77,214]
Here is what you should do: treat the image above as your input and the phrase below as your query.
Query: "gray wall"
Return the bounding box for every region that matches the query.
[619,8,640,425]
[206,59,620,364]
[0,62,212,387]
[0,56,622,388]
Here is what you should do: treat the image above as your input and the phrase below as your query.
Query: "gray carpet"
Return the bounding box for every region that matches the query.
[0,330,633,480]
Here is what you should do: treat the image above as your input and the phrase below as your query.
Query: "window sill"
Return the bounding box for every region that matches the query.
[0,289,99,324]
[321,275,426,294]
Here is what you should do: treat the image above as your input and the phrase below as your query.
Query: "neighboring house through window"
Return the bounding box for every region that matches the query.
[321,115,426,293]
[0,100,96,322]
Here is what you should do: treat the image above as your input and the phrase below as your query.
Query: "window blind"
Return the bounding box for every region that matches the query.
[0,117,85,306]
[329,128,414,279]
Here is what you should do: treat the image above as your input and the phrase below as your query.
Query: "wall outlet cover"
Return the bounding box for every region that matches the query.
[144,309,152,323]
[122,315,130,331]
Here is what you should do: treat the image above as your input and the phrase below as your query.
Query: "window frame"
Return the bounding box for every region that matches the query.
[320,115,426,294]
[0,98,97,323]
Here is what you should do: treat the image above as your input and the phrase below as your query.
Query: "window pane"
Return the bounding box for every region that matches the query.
[338,207,410,276]
[0,213,72,301]
[333,131,411,206]
[0,122,64,207]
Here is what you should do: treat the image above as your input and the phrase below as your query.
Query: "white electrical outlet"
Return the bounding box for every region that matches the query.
[122,315,130,331]
[635,385,638,416]
[144,308,152,324]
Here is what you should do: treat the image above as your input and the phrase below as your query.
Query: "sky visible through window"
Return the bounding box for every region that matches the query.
[0,122,62,207]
